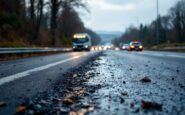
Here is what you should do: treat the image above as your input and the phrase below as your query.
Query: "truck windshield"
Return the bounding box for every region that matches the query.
[73,37,89,43]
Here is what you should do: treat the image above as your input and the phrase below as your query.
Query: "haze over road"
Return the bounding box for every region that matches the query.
[0,50,184,115]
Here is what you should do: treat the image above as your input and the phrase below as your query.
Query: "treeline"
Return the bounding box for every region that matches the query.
[0,0,101,47]
[113,0,185,47]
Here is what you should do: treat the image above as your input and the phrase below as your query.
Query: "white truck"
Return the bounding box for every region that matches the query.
[72,33,91,51]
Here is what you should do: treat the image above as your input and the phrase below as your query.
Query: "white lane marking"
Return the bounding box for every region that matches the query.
[119,51,185,59]
[0,55,81,86]
[140,52,185,59]
[167,54,185,59]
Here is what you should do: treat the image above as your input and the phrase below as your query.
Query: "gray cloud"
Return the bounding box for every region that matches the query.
[80,0,179,32]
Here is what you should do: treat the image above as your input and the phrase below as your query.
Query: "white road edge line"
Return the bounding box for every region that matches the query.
[0,55,81,86]
[140,52,185,59]
[115,51,185,59]
[167,54,185,59]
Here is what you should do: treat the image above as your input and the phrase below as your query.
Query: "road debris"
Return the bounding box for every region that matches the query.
[140,76,151,83]
[130,102,135,108]
[69,111,77,115]
[16,105,26,113]
[12,54,102,114]
[63,98,74,105]
[119,97,125,103]
[141,100,162,111]
[2,51,184,115]
[121,91,128,96]
[0,101,7,107]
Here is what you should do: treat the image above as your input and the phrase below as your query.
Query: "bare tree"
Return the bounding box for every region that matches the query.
[35,0,44,39]
[50,0,87,46]
[29,0,35,25]
[169,0,185,42]
[50,0,61,46]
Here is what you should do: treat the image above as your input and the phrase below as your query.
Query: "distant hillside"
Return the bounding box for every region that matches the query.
[85,29,101,45]
[96,31,122,44]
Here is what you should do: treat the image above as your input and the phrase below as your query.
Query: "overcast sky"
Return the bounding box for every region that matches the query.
[79,0,179,32]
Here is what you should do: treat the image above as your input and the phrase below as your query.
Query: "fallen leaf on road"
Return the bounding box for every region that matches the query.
[69,111,77,115]
[89,89,96,93]
[77,108,87,115]
[16,105,26,113]
[121,91,128,96]
[63,98,74,105]
[141,100,162,111]
[0,101,7,107]
[140,76,151,83]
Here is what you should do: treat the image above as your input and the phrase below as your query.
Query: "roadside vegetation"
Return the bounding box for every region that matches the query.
[0,0,101,47]
[112,0,185,48]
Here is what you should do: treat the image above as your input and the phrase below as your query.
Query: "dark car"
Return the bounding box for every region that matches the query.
[129,41,143,51]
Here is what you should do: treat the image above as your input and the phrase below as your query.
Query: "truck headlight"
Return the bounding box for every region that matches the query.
[85,45,88,48]
[139,46,143,49]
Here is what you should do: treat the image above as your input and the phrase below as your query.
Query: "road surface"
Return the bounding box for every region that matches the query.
[0,51,100,115]
[0,50,184,115]
[89,51,185,115]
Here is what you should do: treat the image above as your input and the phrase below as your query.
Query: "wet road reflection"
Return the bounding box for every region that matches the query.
[87,51,185,115]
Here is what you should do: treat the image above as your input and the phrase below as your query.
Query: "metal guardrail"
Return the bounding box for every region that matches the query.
[0,47,72,54]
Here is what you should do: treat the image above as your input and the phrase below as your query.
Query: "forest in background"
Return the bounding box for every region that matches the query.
[0,0,101,47]
[112,0,185,47]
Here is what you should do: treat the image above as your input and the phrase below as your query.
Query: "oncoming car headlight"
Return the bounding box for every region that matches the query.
[130,45,135,48]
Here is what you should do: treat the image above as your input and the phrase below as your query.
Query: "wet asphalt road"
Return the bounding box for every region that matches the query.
[0,51,100,115]
[0,50,185,115]
[88,50,185,115]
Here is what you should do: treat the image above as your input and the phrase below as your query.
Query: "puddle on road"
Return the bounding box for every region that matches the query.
[85,51,185,115]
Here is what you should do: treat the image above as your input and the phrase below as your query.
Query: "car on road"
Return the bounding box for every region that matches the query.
[129,41,143,51]
[91,46,103,51]
[121,44,130,50]
[73,33,91,51]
